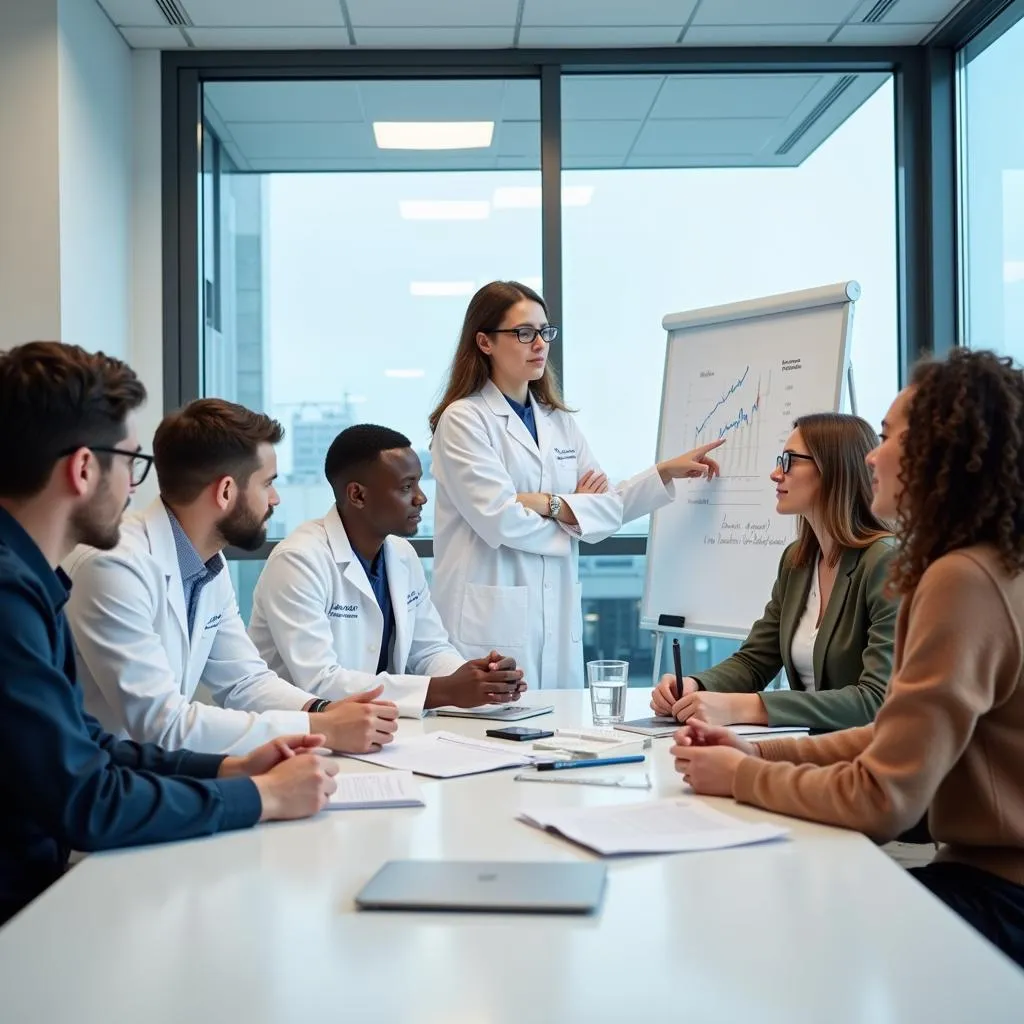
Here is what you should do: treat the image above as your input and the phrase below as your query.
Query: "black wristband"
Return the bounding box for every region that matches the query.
[307,698,331,714]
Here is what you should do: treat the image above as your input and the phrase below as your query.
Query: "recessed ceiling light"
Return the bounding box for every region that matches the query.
[410,281,477,297]
[492,185,595,209]
[385,369,426,379]
[374,121,494,150]
[399,200,491,221]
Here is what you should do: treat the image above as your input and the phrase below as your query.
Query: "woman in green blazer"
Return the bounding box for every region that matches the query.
[651,413,897,732]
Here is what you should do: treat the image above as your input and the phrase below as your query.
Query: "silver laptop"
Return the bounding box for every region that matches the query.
[355,860,607,915]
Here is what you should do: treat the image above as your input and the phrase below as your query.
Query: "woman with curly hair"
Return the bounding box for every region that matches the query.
[672,348,1024,965]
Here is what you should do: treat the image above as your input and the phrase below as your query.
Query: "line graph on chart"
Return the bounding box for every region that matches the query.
[685,363,791,507]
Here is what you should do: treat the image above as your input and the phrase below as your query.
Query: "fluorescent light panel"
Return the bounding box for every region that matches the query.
[374,121,494,150]
[492,186,595,209]
[410,281,477,297]
[399,200,491,221]
[385,369,426,379]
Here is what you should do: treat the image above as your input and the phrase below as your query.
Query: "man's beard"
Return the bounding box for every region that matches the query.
[217,499,271,551]
[70,478,124,551]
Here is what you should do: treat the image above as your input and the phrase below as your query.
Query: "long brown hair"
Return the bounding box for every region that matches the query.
[788,412,891,569]
[889,349,1024,595]
[428,280,573,433]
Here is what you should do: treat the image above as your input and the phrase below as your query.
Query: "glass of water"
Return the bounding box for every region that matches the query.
[587,660,629,725]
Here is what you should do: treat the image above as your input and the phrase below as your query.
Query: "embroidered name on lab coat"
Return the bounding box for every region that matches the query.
[203,613,222,631]
[406,587,424,607]
[328,603,359,620]
[554,447,577,461]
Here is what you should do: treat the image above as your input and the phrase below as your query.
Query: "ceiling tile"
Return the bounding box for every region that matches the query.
[850,0,962,21]
[650,75,819,119]
[501,81,541,121]
[495,156,542,169]
[119,26,190,48]
[522,0,698,27]
[249,159,378,171]
[495,121,541,158]
[833,22,933,42]
[181,0,345,26]
[346,0,519,28]
[563,119,642,157]
[632,117,781,156]
[519,26,685,46]
[96,0,170,27]
[205,82,364,123]
[693,0,859,24]
[354,27,515,46]
[227,122,373,159]
[186,27,352,47]
[561,76,663,120]
[357,80,506,121]
[683,24,836,44]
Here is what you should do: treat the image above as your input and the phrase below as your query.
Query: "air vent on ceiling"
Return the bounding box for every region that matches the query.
[776,75,857,156]
[860,0,902,23]
[155,0,193,27]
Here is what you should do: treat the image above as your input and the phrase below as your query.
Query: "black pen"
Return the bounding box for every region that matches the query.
[672,638,684,701]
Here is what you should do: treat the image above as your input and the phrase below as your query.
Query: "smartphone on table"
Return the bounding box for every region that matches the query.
[485,727,556,742]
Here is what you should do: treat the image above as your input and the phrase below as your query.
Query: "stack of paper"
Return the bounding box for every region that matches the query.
[732,725,809,741]
[519,798,788,855]
[344,731,533,778]
[328,771,425,810]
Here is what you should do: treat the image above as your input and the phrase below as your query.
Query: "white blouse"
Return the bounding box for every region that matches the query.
[789,556,821,691]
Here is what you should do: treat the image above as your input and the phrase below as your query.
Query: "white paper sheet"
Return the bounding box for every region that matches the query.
[343,731,533,778]
[327,771,425,810]
[519,798,788,855]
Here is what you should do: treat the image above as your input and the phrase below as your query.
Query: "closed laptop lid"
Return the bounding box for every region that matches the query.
[355,860,607,915]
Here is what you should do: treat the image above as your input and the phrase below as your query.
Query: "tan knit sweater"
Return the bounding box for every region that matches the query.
[733,545,1024,885]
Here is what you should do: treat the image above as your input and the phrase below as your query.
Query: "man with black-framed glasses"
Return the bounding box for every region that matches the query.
[0,342,338,926]
[64,399,400,758]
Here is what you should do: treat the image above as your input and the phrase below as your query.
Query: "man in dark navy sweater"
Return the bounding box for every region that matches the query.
[0,342,339,926]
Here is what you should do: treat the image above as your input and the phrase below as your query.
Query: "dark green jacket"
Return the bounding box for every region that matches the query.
[694,537,897,731]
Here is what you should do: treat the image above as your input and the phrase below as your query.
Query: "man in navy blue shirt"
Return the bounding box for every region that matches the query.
[0,341,339,926]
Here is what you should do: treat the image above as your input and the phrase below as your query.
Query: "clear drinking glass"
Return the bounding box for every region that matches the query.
[587,660,629,725]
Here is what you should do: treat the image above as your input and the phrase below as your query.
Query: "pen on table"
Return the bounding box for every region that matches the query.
[673,638,684,701]
[535,755,645,772]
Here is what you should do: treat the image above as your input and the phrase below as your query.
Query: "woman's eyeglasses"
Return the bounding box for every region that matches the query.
[486,326,559,345]
[776,451,816,474]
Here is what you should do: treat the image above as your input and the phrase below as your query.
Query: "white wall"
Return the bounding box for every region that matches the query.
[57,0,132,360]
[130,50,165,505]
[0,0,62,345]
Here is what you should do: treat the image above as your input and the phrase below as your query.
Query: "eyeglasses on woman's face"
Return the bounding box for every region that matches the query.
[776,450,816,474]
[486,325,559,345]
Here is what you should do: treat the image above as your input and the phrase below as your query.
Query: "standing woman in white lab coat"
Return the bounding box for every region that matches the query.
[429,280,723,690]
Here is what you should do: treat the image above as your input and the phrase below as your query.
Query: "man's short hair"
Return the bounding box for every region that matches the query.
[0,341,146,499]
[153,399,284,504]
[324,424,412,494]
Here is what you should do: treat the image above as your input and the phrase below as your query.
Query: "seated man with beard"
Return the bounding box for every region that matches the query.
[64,400,400,756]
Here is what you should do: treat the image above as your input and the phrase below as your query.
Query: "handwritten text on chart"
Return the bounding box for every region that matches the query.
[703,514,790,549]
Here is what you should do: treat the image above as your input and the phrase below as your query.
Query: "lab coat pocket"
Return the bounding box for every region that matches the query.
[570,582,584,642]
[460,584,528,648]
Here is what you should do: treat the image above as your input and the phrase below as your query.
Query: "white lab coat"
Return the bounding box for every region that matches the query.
[249,505,465,718]
[430,379,675,690]
[63,499,313,756]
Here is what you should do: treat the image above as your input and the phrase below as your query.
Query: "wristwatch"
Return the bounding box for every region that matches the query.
[548,493,563,519]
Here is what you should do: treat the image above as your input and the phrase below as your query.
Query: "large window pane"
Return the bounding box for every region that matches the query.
[959,12,1024,357]
[200,79,541,539]
[562,74,898,534]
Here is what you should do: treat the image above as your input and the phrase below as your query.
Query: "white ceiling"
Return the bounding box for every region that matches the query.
[202,72,890,172]
[97,0,972,49]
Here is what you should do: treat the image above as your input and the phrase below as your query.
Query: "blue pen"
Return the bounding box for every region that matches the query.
[535,755,645,772]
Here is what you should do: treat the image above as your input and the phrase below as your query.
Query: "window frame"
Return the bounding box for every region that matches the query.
[161,40,972,560]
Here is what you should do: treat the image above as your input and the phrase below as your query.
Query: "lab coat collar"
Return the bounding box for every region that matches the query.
[481,378,541,461]
[323,504,379,604]
[141,499,194,640]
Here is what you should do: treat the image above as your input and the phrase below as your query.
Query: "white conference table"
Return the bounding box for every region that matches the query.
[1,689,1023,1023]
